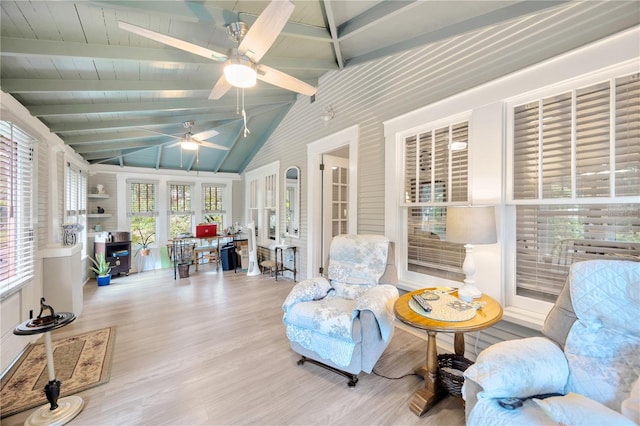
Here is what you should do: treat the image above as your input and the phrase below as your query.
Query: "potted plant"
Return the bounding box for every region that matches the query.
[135,229,155,257]
[89,253,112,286]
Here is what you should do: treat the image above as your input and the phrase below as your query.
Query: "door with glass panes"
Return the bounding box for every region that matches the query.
[322,154,349,268]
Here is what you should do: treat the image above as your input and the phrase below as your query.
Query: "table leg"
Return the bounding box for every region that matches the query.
[25,331,84,426]
[410,331,445,416]
[454,332,465,356]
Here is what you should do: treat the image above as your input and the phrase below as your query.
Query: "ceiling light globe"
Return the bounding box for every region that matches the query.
[181,141,199,151]
[224,57,257,88]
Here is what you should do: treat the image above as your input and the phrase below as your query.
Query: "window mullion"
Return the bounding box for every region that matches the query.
[571,90,577,198]
[609,78,616,197]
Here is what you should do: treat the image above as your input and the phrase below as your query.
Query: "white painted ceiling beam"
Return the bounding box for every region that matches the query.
[28,95,297,116]
[337,1,419,41]
[347,0,569,66]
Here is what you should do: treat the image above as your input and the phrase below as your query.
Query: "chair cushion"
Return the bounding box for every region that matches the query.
[328,234,389,287]
[284,296,361,343]
[463,337,569,399]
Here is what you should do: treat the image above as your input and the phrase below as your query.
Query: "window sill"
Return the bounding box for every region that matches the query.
[501,306,547,331]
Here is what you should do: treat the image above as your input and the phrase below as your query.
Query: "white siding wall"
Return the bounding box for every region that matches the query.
[244,27,639,350]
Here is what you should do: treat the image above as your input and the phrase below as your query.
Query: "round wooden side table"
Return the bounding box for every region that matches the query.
[394,289,503,416]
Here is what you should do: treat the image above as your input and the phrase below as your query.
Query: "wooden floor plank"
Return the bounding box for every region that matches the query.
[3,268,465,425]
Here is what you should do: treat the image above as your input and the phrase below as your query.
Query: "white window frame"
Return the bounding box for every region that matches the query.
[64,163,87,257]
[167,181,195,237]
[127,179,159,244]
[387,112,472,289]
[201,183,227,230]
[245,161,279,245]
[505,64,640,313]
[0,121,35,298]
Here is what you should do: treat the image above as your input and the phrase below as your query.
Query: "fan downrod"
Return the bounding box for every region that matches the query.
[226,22,248,43]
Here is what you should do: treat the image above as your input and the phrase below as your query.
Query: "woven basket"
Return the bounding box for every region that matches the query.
[438,353,473,397]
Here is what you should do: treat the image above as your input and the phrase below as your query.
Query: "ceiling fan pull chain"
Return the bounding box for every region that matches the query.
[242,88,250,138]
[236,88,241,115]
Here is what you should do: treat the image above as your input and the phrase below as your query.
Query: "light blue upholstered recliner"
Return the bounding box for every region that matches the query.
[282,234,399,386]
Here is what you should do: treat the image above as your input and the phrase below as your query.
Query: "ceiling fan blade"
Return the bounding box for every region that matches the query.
[118,21,227,62]
[257,64,317,96]
[197,140,231,151]
[209,75,233,100]
[193,128,219,141]
[238,0,294,63]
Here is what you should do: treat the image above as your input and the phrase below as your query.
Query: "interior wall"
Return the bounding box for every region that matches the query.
[243,23,638,289]
[0,92,86,373]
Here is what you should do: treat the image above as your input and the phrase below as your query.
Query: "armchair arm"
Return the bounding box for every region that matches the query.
[354,284,399,342]
[282,277,332,313]
[463,336,570,400]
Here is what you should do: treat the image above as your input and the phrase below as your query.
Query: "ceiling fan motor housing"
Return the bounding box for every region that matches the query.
[226,22,249,43]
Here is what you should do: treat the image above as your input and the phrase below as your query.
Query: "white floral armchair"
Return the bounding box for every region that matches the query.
[462,260,640,426]
[282,234,399,386]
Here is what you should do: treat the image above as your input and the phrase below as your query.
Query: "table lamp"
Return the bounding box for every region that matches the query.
[446,205,497,302]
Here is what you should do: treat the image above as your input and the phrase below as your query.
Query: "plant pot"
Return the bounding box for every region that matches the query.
[178,264,190,278]
[139,248,151,257]
[96,274,111,286]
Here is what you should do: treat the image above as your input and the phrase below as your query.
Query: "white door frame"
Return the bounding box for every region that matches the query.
[306,125,358,279]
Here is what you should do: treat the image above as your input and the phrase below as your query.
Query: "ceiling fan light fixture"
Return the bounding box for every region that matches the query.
[180,140,199,151]
[224,55,257,88]
[180,134,199,151]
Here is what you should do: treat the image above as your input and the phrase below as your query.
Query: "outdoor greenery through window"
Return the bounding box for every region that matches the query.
[404,121,469,281]
[512,73,640,303]
[0,121,35,297]
[128,181,158,247]
[202,184,225,228]
[169,183,193,238]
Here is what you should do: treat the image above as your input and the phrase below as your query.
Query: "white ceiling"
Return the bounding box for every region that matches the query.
[1,1,638,173]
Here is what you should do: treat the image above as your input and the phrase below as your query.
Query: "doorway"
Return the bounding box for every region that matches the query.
[306,125,358,278]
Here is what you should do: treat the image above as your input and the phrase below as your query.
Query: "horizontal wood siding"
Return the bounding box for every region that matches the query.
[243,2,638,336]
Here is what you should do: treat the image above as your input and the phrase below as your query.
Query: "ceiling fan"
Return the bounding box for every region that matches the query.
[118,0,317,100]
[139,121,230,151]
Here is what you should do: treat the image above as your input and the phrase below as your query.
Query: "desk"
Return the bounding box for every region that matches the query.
[394,290,502,416]
[169,235,239,279]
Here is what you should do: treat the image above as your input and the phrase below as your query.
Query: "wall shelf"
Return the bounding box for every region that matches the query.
[88,194,110,199]
[88,213,112,218]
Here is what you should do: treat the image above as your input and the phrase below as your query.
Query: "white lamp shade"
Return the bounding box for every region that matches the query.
[224,58,257,88]
[446,206,497,245]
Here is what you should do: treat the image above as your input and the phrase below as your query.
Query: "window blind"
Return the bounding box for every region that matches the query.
[404,121,469,281]
[512,73,640,302]
[202,184,226,214]
[0,121,35,297]
[128,181,158,217]
[169,184,193,214]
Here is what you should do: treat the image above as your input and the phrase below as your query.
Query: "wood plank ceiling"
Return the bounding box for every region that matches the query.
[1,1,638,173]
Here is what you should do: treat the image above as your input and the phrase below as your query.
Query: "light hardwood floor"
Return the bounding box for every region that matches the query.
[3,267,465,425]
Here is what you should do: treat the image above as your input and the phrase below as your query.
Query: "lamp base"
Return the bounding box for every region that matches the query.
[458,284,482,302]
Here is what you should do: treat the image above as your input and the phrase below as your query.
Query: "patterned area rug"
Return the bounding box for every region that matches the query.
[0,327,115,418]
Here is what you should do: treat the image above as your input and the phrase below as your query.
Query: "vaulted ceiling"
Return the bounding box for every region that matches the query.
[1,1,638,173]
